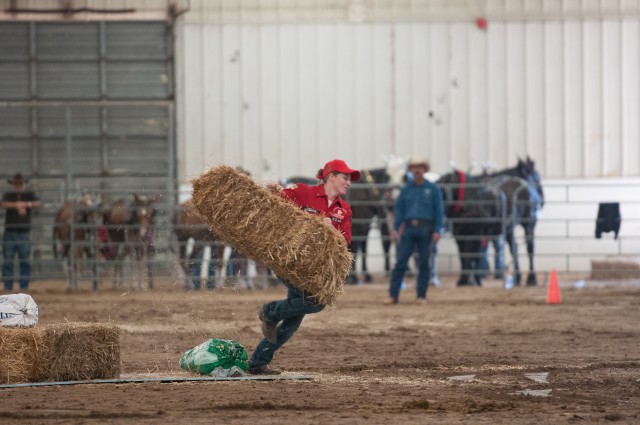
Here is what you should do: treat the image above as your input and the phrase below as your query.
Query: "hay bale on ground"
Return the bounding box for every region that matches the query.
[0,323,120,384]
[0,327,49,384]
[191,165,352,305]
[591,256,640,280]
[46,323,121,381]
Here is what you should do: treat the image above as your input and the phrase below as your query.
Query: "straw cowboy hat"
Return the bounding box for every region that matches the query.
[408,158,430,170]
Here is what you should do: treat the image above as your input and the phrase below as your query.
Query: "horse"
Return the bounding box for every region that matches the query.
[53,195,100,291]
[481,157,544,285]
[437,169,505,287]
[345,167,393,283]
[172,201,272,290]
[172,201,221,289]
[103,194,159,290]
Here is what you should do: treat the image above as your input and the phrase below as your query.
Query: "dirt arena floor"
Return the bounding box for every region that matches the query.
[1,272,639,424]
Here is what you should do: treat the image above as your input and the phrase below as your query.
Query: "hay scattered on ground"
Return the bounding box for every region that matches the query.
[0,323,120,384]
[191,165,352,305]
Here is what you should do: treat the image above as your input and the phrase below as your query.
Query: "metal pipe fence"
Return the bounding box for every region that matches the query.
[1,180,638,291]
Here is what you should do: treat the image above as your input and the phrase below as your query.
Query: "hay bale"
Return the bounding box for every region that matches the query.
[0,323,120,384]
[45,323,121,381]
[591,256,640,280]
[191,165,352,305]
[0,327,49,384]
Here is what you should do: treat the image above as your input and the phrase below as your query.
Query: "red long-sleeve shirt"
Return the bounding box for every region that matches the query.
[281,183,353,245]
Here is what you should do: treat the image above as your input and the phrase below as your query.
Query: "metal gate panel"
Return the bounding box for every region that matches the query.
[0,107,30,137]
[38,62,101,99]
[0,22,28,58]
[36,23,99,60]
[106,62,170,98]
[106,22,169,59]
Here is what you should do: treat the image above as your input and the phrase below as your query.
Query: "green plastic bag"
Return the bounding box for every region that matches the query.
[180,338,249,377]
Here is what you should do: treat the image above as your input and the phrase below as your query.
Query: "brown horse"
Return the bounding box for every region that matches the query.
[103,194,159,290]
[53,195,100,291]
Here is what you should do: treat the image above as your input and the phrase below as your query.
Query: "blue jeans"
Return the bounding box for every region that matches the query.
[250,283,325,367]
[389,222,434,301]
[2,231,32,291]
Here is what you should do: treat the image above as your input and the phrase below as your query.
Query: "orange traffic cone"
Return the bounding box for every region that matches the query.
[546,268,561,304]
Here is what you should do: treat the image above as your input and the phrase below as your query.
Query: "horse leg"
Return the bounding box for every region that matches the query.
[146,246,153,290]
[468,238,483,287]
[361,238,372,283]
[455,237,472,286]
[524,225,538,286]
[492,236,505,279]
[347,241,359,284]
[505,229,521,285]
[380,221,392,275]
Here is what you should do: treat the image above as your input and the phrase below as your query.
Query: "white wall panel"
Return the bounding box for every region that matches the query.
[449,23,470,166]
[316,25,338,171]
[221,26,242,165]
[394,24,413,156]
[241,26,262,175]
[505,23,525,167]
[372,24,392,165]
[428,24,450,169]
[176,15,640,183]
[525,23,545,172]
[468,23,487,165]
[602,20,622,177]
[564,21,584,177]
[622,20,640,176]
[354,25,375,166]
[298,25,319,174]
[487,22,506,167]
[259,26,281,183]
[278,25,300,177]
[410,24,430,158]
[336,24,356,161]
[544,22,564,176]
[583,20,603,176]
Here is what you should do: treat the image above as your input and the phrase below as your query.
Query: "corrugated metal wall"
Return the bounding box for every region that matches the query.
[176,0,640,183]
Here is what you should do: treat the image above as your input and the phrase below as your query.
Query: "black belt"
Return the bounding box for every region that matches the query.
[406,219,431,226]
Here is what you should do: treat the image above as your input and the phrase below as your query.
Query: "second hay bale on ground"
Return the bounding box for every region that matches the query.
[191,165,352,306]
[591,256,640,280]
[46,323,121,381]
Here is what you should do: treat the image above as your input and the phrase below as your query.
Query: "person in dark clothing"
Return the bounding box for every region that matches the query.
[2,173,40,291]
[249,159,359,375]
[385,158,444,305]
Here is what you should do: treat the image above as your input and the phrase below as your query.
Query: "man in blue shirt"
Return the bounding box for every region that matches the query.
[385,158,444,305]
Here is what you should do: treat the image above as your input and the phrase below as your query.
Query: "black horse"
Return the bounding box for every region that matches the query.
[345,168,395,283]
[438,170,504,287]
[482,157,544,285]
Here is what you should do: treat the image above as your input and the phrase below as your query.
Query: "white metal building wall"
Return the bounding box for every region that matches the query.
[176,0,640,183]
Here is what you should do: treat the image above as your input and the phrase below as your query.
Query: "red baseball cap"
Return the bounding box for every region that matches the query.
[318,159,360,181]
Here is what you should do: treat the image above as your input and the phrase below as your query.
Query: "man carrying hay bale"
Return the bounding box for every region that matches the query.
[248,159,360,375]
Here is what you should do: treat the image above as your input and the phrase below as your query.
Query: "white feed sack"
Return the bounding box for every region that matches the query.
[0,294,39,327]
